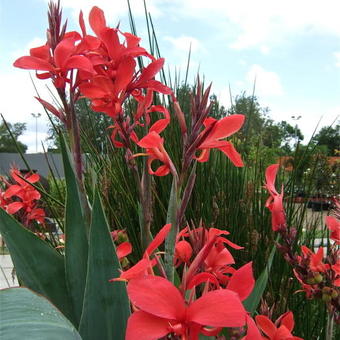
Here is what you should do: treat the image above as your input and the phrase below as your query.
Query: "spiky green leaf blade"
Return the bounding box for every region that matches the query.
[0,287,81,340]
[79,190,130,340]
[60,134,89,326]
[243,242,277,314]
[0,208,74,323]
[164,178,178,282]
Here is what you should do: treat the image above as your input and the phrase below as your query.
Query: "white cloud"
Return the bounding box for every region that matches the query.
[334,52,340,67]
[164,35,204,53]
[167,0,340,50]
[246,65,283,96]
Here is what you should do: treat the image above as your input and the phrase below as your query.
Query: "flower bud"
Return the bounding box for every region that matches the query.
[331,289,338,299]
[173,101,187,134]
[313,273,323,283]
[322,293,332,303]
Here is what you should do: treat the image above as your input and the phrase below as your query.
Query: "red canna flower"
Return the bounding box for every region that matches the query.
[111,224,171,282]
[264,164,286,231]
[254,311,303,340]
[1,169,45,227]
[14,37,94,89]
[125,275,247,340]
[325,216,340,245]
[136,131,176,177]
[301,246,330,273]
[195,115,245,166]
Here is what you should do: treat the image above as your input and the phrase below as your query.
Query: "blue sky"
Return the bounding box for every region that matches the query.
[1,0,339,152]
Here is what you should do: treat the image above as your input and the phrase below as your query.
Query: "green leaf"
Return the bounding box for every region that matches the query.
[0,287,81,340]
[60,134,89,326]
[0,208,74,323]
[243,242,277,314]
[164,178,178,282]
[79,190,130,340]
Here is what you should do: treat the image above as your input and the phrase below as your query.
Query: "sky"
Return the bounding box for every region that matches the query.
[0,0,339,152]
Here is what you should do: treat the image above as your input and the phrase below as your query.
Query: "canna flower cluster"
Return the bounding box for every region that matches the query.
[265,164,340,324]
[110,223,303,340]
[111,224,253,339]
[0,168,45,228]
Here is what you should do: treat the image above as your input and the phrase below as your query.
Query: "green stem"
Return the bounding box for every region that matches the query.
[164,179,179,282]
[326,311,334,340]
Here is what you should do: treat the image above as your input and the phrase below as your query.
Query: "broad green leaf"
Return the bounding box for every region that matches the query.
[0,208,74,323]
[60,134,89,326]
[243,242,277,314]
[79,190,130,340]
[0,287,81,340]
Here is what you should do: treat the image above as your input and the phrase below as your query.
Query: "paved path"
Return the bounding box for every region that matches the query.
[0,254,18,289]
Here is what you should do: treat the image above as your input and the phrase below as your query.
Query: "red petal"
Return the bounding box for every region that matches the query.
[265,164,279,194]
[195,149,211,163]
[114,57,136,93]
[138,131,163,148]
[118,259,150,281]
[138,59,165,84]
[54,38,76,68]
[123,32,141,48]
[63,55,94,74]
[187,272,220,289]
[244,315,263,340]
[185,235,218,288]
[278,311,294,332]
[35,97,63,121]
[127,275,186,320]
[203,114,244,144]
[227,262,254,301]
[100,28,121,60]
[4,185,22,199]
[274,325,294,339]
[89,6,107,37]
[143,80,172,95]
[26,173,40,183]
[30,45,50,60]
[145,223,171,257]
[7,202,24,214]
[79,10,86,37]
[151,164,171,176]
[255,315,277,338]
[27,190,41,201]
[149,118,170,134]
[13,56,54,71]
[125,311,170,340]
[218,141,244,167]
[116,242,132,259]
[188,289,246,327]
[221,238,244,250]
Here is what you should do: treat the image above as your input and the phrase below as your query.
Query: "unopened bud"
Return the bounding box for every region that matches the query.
[322,294,332,303]
[173,101,187,134]
[322,287,332,294]
[331,289,338,299]
[313,273,323,283]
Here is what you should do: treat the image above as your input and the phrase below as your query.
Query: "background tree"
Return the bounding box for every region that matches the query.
[0,121,27,153]
[312,124,340,156]
[228,93,303,157]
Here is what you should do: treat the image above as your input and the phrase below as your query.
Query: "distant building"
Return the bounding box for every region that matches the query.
[0,153,64,178]
[278,155,340,171]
